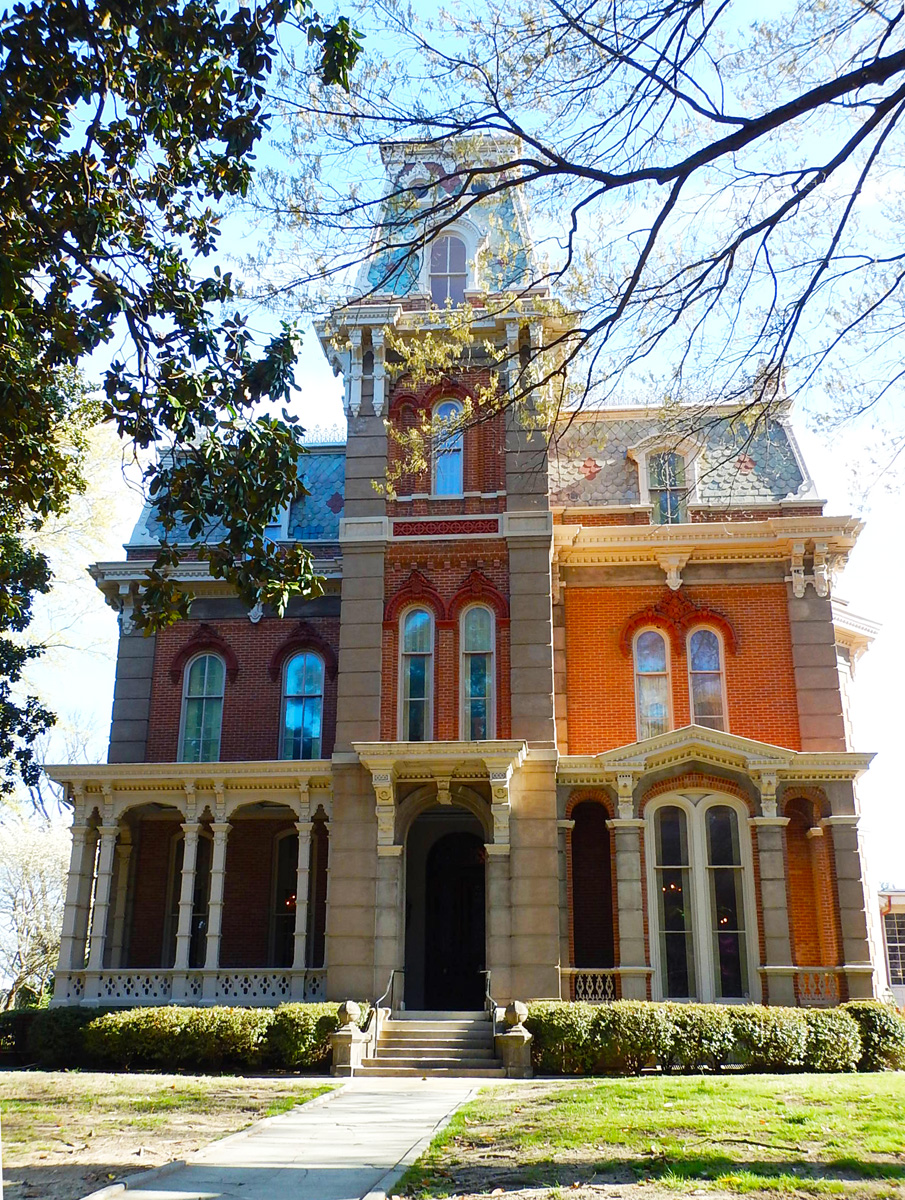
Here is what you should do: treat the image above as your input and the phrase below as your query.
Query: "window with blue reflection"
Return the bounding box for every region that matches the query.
[434,400,464,496]
[281,652,324,760]
[461,605,493,740]
[401,608,433,741]
[180,654,225,762]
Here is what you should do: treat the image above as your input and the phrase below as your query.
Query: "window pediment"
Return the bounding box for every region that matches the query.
[619,589,737,657]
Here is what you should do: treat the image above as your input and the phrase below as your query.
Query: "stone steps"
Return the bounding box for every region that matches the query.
[360,1010,506,1078]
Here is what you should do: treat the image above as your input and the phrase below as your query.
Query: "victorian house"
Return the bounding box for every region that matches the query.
[49,142,880,1015]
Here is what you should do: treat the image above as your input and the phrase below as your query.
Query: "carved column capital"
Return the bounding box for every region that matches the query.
[615,772,639,820]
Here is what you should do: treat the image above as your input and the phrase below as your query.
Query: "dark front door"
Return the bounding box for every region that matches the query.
[424,831,485,1010]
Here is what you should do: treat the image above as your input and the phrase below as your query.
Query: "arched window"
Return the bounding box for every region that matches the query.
[400,608,433,741]
[634,629,671,740]
[179,654,225,762]
[647,796,756,1001]
[271,830,298,967]
[434,399,464,496]
[649,451,687,524]
[654,805,695,998]
[430,234,467,305]
[461,605,494,740]
[688,627,726,731]
[281,652,324,760]
[706,805,748,998]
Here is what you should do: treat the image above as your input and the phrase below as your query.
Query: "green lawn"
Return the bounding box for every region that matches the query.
[399,1074,905,1199]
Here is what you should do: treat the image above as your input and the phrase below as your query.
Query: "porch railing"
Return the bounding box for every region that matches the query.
[794,969,843,1008]
[560,968,619,1003]
[53,968,326,1007]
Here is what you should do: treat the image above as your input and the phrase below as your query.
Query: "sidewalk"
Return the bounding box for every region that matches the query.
[97,1077,481,1200]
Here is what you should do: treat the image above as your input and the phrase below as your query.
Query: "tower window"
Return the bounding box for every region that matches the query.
[434,399,464,496]
[461,605,494,740]
[430,235,467,305]
[400,608,434,741]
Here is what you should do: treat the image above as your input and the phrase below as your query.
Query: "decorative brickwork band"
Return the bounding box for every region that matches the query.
[393,518,501,538]
[619,588,738,657]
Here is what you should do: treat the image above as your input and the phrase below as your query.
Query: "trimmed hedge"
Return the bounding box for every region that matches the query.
[526,1000,905,1075]
[843,1000,905,1071]
[0,1002,352,1072]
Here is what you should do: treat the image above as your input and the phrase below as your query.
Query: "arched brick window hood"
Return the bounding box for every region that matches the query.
[447,570,510,625]
[169,624,239,684]
[267,622,338,682]
[384,569,446,626]
[619,589,738,658]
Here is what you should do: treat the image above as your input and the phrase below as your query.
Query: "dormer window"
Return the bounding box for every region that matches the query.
[430,235,467,305]
[649,451,687,524]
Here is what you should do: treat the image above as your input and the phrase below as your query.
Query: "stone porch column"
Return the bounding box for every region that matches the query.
[108,835,134,969]
[204,823,231,970]
[57,823,97,972]
[174,822,201,971]
[86,825,120,970]
[824,795,875,999]
[608,776,648,1000]
[749,772,795,1005]
[374,846,404,1000]
[485,847,512,1004]
[292,821,313,972]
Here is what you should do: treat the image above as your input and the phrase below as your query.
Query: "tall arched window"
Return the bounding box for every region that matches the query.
[461,605,494,740]
[430,235,467,305]
[434,399,464,496]
[634,629,671,739]
[281,652,324,760]
[180,653,225,762]
[400,608,433,741]
[654,805,695,998]
[649,451,687,523]
[706,805,748,997]
[688,627,726,730]
[647,796,756,1001]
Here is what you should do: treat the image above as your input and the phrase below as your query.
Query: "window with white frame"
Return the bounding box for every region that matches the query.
[634,628,671,739]
[648,798,754,1001]
[400,608,433,741]
[461,605,494,740]
[430,235,467,305]
[885,911,905,985]
[281,651,324,760]
[687,627,727,731]
[433,399,464,496]
[649,450,687,524]
[179,653,225,762]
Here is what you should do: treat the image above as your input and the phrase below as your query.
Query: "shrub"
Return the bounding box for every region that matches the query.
[660,1003,735,1073]
[525,1001,604,1074]
[729,1005,809,1071]
[0,1011,37,1064]
[604,1000,670,1074]
[27,1006,105,1068]
[82,1006,275,1071]
[265,1003,343,1069]
[803,1008,861,1072]
[842,1000,905,1071]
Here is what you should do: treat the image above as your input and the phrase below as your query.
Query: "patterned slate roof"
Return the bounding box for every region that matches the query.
[126,448,347,548]
[289,450,346,541]
[549,412,812,508]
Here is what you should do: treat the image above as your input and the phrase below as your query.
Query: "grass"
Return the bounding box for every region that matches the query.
[0,1072,333,1200]
[399,1073,905,1199]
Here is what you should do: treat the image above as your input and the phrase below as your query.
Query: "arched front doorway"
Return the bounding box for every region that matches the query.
[404,807,486,1010]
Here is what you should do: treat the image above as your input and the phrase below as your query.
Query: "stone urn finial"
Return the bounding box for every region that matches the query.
[504,1000,528,1029]
[337,1000,361,1027]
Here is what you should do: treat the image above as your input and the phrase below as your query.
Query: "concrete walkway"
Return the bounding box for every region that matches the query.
[104,1078,481,1200]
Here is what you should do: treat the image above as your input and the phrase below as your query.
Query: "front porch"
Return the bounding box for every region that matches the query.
[54,967,326,1007]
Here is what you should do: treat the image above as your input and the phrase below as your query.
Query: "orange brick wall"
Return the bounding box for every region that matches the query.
[564,582,801,752]
[381,542,511,741]
[784,795,843,971]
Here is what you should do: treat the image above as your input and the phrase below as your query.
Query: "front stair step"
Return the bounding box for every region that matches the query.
[359,1009,506,1078]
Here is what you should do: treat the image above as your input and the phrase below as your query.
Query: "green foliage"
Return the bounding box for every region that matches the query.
[26,1005,104,1068]
[660,1003,735,1073]
[803,1008,861,1073]
[21,1002,355,1071]
[729,1005,809,1072]
[264,1002,342,1068]
[526,1001,605,1075]
[0,0,360,792]
[525,1001,895,1076]
[82,1006,275,1071]
[842,1001,905,1072]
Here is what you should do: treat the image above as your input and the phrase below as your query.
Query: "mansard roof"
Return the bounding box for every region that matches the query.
[549,405,818,510]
